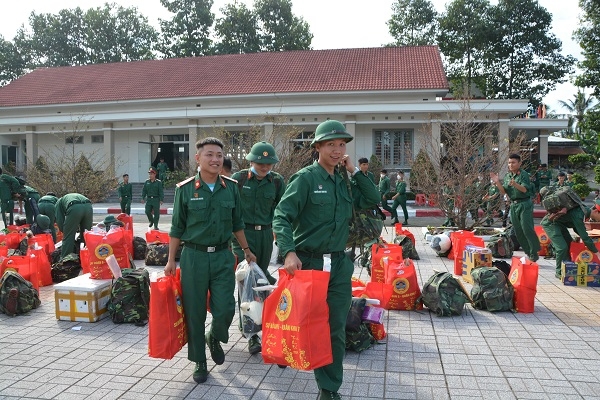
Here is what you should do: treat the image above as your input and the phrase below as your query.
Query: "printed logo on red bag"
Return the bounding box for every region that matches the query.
[276,288,293,322]
[392,278,409,294]
[94,244,114,259]
[577,249,594,263]
[509,269,518,285]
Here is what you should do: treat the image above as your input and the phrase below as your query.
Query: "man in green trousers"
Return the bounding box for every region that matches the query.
[55,193,93,259]
[142,167,164,229]
[0,179,13,228]
[390,170,408,225]
[273,120,380,400]
[231,141,286,355]
[118,173,132,214]
[378,169,392,219]
[21,185,41,225]
[157,157,169,182]
[541,200,600,279]
[491,153,540,261]
[164,137,256,385]
[38,192,59,243]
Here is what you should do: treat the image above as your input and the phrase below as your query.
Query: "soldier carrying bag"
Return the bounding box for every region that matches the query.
[540,186,585,220]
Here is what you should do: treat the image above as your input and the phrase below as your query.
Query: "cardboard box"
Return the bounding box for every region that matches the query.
[462,245,492,284]
[54,273,112,322]
[560,261,600,287]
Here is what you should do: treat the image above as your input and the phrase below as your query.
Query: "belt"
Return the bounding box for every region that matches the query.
[67,200,91,208]
[245,223,272,231]
[122,195,130,198]
[147,196,158,199]
[511,198,530,204]
[296,250,345,259]
[184,241,229,253]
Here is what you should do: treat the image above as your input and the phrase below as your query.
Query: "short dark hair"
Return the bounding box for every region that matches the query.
[381,169,387,173]
[122,173,129,177]
[222,157,232,171]
[358,157,369,164]
[557,171,566,177]
[540,163,547,167]
[46,192,56,196]
[567,171,574,175]
[508,153,521,161]
[397,170,404,175]
[196,137,224,151]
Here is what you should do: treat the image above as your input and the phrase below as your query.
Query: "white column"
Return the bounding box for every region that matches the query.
[539,131,549,165]
[25,126,37,170]
[430,119,441,172]
[344,118,356,161]
[103,123,114,168]
[263,121,274,142]
[498,114,510,175]
[188,119,199,171]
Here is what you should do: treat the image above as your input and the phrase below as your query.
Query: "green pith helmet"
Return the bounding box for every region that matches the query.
[35,214,50,230]
[310,120,353,148]
[246,141,279,164]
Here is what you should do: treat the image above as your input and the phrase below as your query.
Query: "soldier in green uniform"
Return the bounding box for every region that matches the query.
[38,192,59,243]
[55,193,93,259]
[231,141,286,355]
[378,169,392,219]
[553,171,568,188]
[273,120,380,400]
[490,153,541,261]
[0,168,25,226]
[0,179,13,228]
[357,157,375,183]
[118,173,133,214]
[390,171,409,225]
[541,200,600,278]
[441,184,456,227]
[156,157,169,182]
[566,171,575,187]
[142,167,164,229]
[164,137,256,384]
[21,185,41,225]
[482,181,502,227]
[535,163,552,193]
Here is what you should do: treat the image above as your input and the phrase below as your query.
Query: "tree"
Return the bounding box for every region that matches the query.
[484,0,575,104]
[254,0,312,51]
[436,0,491,98]
[578,106,600,159]
[387,0,438,46]
[0,35,26,86]
[214,1,261,54]
[557,89,597,137]
[575,0,600,97]
[158,0,215,58]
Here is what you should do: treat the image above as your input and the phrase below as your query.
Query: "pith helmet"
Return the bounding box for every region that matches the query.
[35,214,50,230]
[246,141,279,164]
[311,120,353,148]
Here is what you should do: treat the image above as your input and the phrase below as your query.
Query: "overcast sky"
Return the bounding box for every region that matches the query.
[0,0,585,113]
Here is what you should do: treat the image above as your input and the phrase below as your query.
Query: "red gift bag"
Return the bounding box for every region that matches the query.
[28,234,55,256]
[371,243,403,283]
[384,259,423,310]
[1,256,38,291]
[148,273,187,359]
[358,281,394,310]
[117,213,134,232]
[262,269,332,370]
[84,229,129,279]
[146,229,169,244]
[534,226,551,256]
[29,248,53,287]
[569,241,600,264]
[448,230,475,260]
[509,257,539,313]
[453,235,484,275]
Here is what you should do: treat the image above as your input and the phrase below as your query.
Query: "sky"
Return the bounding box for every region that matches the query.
[0,0,585,113]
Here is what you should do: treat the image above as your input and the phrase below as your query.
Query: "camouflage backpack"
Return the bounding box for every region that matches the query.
[0,270,41,316]
[419,271,471,317]
[541,185,584,214]
[106,268,150,325]
[393,234,420,260]
[51,253,82,283]
[132,236,147,260]
[145,243,168,266]
[470,267,514,312]
[486,232,513,258]
[345,323,375,352]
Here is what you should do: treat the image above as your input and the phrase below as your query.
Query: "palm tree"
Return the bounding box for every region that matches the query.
[558,89,597,137]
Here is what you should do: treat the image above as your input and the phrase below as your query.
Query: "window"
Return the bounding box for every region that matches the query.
[65,136,83,144]
[91,135,104,143]
[290,131,314,149]
[374,129,413,168]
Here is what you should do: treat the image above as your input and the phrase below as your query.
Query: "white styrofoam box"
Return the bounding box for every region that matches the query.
[54,273,112,322]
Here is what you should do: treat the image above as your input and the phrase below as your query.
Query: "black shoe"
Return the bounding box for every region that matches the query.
[148,223,153,228]
[403,220,409,225]
[319,389,342,400]
[206,332,225,365]
[193,362,208,383]
[248,335,261,355]
[277,364,287,369]
[392,219,399,224]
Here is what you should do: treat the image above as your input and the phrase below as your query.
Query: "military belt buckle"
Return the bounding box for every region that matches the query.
[255,225,262,231]
[207,246,216,253]
[323,253,331,259]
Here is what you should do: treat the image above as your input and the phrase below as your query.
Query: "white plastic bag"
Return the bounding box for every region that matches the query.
[236,260,272,337]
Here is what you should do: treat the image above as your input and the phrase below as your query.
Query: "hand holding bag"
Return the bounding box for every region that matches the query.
[262,269,332,370]
[148,273,187,359]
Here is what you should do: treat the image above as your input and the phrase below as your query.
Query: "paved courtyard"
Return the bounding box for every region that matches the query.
[1,212,599,399]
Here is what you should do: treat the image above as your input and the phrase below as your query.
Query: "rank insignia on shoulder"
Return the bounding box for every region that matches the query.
[176,176,195,188]
[221,175,238,183]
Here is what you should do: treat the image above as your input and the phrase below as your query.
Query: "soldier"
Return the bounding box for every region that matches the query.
[141,167,164,230]
[118,173,132,214]
[156,157,169,182]
[566,171,575,187]
[273,120,380,400]
[231,141,286,355]
[221,157,233,177]
[55,193,93,259]
[164,137,256,384]
[0,178,13,228]
[490,153,540,261]
[542,200,600,279]
[378,169,392,219]
[0,168,26,226]
[553,171,568,188]
[390,171,408,225]
[21,185,41,225]
[357,157,375,183]
[535,163,552,192]
[482,180,502,227]
[38,192,59,243]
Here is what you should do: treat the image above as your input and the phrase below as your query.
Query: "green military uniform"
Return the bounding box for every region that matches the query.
[0,174,25,226]
[391,179,408,224]
[501,169,540,260]
[231,169,285,284]
[55,193,93,258]
[536,168,552,192]
[142,173,164,229]
[157,161,169,182]
[273,161,380,394]
[118,180,133,214]
[378,174,393,217]
[0,179,13,228]
[484,184,502,226]
[23,186,41,225]
[541,206,596,277]
[38,194,59,243]
[442,185,455,227]
[170,173,244,365]
[364,170,375,184]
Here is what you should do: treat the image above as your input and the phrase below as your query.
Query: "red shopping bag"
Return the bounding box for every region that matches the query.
[569,241,600,264]
[29,248,53,287]
[148,273,187,359]
[357,281,394,310]
[262,269,332,370]
[448,230,475,260]
[84,229,129,279]
[146,229,169,244]
[453,235,484,275]
[28,234,55,256]
[1,256,38,291]
[535,226,551,256]
[117,213,134,232]
[370,242,403,283]
[384,259,423,310]
[509,257,539,313]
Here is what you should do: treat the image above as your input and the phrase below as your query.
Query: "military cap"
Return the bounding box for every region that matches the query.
[148,167,157,174]
[310,120,353,148]
[246,141,279,164]
[35,214,50,230]
[103,215,118,225]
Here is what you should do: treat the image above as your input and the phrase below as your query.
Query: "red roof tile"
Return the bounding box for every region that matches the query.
[0,46,448,107]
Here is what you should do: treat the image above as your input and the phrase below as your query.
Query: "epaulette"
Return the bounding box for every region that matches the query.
[221,175,238,184]
[176,176,195,188]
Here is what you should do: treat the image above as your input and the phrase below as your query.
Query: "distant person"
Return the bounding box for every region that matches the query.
[142,167,164,230]
[390,171,408,225]
[156,157,169,181]
[378,169,392,219]
[221,157,233,177]
[37,192,59,243]
[566,171,575,187]
[357,157,375,183]
[118,173,133,214]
